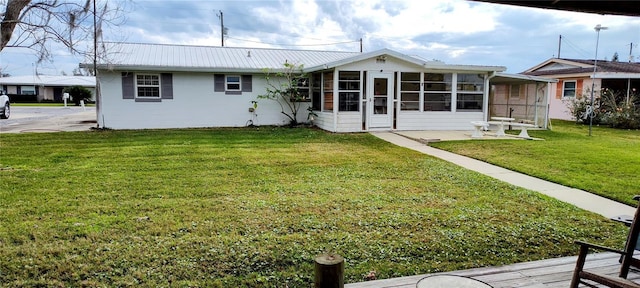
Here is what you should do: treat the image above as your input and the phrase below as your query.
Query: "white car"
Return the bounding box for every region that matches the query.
[0,94,9,119]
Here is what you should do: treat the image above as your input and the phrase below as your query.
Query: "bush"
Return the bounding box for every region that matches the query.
[567,89,640,129]
[63,85,92,106]
[567,93,604,125]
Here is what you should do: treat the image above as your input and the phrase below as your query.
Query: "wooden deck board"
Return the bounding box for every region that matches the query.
[345,253,640,288]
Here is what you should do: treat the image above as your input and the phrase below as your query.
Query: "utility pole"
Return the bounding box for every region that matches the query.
[217,10,225,47]
[557,35,562,58]
[630,42,635,62]
[359,38,362,53]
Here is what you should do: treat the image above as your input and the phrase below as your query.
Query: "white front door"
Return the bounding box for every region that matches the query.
[367,72,394,129]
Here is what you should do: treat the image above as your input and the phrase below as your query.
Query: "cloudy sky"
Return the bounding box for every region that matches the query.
[2,0,640,76]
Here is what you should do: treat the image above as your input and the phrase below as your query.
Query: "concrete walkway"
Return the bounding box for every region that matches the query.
[371,131,636,218]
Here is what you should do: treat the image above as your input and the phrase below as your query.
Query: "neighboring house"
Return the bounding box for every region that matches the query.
[520,58,640,120]
[82,42,549,132]
[0,75,96,102]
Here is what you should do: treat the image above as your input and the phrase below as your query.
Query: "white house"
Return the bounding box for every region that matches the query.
[0,75,96,102]
[83,42,526,132]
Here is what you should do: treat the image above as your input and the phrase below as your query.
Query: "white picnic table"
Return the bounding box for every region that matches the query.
[488,117,515,137]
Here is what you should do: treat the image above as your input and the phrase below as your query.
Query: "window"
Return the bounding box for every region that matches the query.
[510,84,521,98]
[136,74,160,98]
[323,72,333,112]
[400,72,420,111]
[20,85,36,95]
[456,74,484,111]
[226,75,241,91]
[423,73,452,111]
[311,73,321,111]
[293,77,310,102]
[122,73,172,101]
[563,81,576,98]
[214,74,252,95]
[338,71,360,111]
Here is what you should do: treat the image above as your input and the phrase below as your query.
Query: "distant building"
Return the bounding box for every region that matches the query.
[521,58,640,120]
[0,75,96,102]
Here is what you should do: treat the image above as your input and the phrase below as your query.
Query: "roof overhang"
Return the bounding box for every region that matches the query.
[593,73,640,79]
[491,72,557,85]
[469,0,640,17]
[304,48,506,73]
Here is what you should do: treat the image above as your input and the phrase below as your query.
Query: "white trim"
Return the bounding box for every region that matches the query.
[225,75,242,91]
[135,73,161,98]
[593,72,640,79]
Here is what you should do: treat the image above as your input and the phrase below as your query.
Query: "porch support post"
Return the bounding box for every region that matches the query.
[484,72,497,121]
[627,78,631,104]
[333,70,339,132]
[545,82,552,129]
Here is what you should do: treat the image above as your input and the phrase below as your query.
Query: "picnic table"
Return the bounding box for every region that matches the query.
[488,117,514,137]
[487,117,536,139]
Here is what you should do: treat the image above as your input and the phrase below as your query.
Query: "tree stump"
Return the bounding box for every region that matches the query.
[314,253,344,288]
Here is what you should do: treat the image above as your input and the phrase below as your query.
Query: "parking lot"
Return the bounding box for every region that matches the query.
[0,106,97,133]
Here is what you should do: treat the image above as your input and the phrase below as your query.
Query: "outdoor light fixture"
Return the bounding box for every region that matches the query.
[589,24,608,136]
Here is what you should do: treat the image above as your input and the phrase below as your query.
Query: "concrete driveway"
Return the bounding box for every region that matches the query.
[0,106,97,133]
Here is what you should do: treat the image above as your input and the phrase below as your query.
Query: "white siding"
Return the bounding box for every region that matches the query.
[313,112,335,132]
[396,112,483,130]
[98,71,309,129]
[336,112,362,132]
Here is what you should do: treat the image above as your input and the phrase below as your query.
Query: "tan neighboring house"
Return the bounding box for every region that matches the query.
[519,58,640,120]
[0,75,96,102]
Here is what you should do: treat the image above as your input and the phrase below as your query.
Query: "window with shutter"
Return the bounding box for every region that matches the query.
[122,72,173,102]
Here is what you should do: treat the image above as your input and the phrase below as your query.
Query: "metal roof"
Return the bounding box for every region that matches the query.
[469,0,640,17]
[86,42,506,73]
[0,75,96,87]
[491,72,557,85]
[89,42,361,73]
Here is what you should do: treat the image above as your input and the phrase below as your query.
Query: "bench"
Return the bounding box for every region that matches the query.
[470,121,489,138]
[508,122,536,139]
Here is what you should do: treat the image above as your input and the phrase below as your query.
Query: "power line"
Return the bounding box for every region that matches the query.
[226,36,359,48]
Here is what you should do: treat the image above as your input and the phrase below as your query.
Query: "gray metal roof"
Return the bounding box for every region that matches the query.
[90,42,361,73]
[86,42,506,74]
[0,75,96,87]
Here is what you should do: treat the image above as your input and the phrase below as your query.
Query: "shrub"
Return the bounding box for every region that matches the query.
[567,89,640,129]
[63,86,92,106]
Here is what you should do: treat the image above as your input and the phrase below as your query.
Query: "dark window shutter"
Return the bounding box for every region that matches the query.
[161,73,173,99]
[122,72,135,99]
[17,86,21,94]
[242,75,252,92]
[214,74,225,92]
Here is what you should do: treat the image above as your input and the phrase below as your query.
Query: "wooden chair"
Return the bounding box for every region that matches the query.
[570,196,640,288]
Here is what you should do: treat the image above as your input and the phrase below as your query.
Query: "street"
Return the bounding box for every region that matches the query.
[0,106,97,133]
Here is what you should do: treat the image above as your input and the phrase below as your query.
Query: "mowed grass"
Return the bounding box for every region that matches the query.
[0,127,628,287]
[430,120,640,206]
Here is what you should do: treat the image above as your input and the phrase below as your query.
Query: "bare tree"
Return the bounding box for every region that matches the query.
[0,0,124,65]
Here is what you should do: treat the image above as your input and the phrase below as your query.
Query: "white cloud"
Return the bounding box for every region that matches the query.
[5,0,640,76]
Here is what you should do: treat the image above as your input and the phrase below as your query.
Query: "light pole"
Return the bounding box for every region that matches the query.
[589,24,608,136]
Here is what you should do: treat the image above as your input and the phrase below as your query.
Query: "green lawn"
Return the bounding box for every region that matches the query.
[0,127,628,287]
[430,120,640,207]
